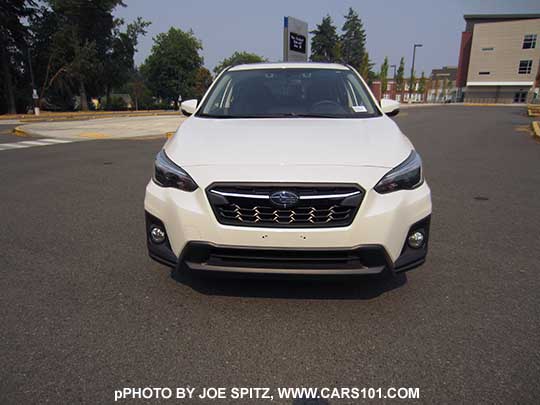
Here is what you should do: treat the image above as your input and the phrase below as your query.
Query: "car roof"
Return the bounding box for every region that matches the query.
[228,62,350,71]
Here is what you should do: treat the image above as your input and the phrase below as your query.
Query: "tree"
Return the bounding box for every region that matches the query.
[446,79,452,97]
[193,67,213,99]
[310,15,340,62]
[29,2,147,112]
[380,57,389,94]
[418,71,426,94]
[127,68,151,110]
[433,78,440,101]
[396,57,405,92]
[409,71,416,97]
[28,0,126,111]
[442,78,448,100]
[213,51,266,75]
[103,17,150,107]
[358,52,373,81]
[340,8,366,69]
[0,0,35,114]
[141,27,203,107]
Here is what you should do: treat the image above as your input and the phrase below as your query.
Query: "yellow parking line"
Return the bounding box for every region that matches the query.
[532,122,540,139]
[514,125,532,133]
[13,126,29,137]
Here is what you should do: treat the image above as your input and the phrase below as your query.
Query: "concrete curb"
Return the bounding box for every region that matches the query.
[13,126,30,137]
[0,110,183,123]
[12,124,173,141]
[10,114,186,141]
[532,122,540,139]
[527,104,540,117]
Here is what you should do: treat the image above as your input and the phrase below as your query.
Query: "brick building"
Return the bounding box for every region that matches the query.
[456,14,540,103]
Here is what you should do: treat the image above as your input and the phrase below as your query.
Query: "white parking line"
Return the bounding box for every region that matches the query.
[0,143,28,149]
[0,138,77,151]
[39,138,74,143]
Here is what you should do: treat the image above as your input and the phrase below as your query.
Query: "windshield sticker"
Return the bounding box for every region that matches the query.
[352,105,367,113]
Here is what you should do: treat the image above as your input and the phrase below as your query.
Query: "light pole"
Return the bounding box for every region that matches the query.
[409,43,422,104]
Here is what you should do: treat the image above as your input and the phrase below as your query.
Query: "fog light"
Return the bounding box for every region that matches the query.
[407,231,425,249]
[150,226,166,244]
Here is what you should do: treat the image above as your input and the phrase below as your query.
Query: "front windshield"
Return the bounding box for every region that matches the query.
[196,68,381,118]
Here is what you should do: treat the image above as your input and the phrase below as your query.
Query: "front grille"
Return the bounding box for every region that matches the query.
[206,183,364,228]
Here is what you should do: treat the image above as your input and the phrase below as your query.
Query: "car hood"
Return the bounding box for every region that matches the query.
[165,116,412,169]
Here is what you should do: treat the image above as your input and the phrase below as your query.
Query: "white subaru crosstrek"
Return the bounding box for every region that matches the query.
[144,63,431,276]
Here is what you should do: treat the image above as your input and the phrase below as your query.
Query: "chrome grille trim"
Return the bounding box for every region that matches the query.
[209,189,362,200]
[206,183,364,228]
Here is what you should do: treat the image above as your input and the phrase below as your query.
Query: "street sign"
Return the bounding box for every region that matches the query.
[283,16,308,62]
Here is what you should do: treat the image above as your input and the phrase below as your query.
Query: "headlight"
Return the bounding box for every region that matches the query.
[153,149,198,191]
[374,151,423,194]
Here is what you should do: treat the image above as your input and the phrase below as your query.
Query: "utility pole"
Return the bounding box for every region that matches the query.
[409,44,422,104]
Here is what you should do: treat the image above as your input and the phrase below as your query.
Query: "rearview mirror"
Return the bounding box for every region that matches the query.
[180,99,198,116]
[380,99,400,117]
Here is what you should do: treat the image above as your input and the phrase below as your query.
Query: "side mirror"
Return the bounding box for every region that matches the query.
[380,98,400,117]
[180,99,198,116]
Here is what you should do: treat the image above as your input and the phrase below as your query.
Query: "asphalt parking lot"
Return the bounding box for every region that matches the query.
[1,106,539,404]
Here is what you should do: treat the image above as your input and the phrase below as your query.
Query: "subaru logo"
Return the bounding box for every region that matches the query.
[269,190,299,208]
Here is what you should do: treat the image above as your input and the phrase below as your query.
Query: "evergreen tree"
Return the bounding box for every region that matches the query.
[418,71,426,94]
[380,57,389,93]
[358,52,373,80]
[340,8,366,69]
[409,71,416,95]
[396,57,405,92]
[310,15,340,62]
[0,0,35,113]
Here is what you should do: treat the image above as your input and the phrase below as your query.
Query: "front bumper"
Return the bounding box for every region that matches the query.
[144,179,432,275]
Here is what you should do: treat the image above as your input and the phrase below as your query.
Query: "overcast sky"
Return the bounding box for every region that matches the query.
[115,0,540,75]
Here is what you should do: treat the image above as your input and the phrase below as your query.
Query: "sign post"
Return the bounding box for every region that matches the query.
[283,17,308,62]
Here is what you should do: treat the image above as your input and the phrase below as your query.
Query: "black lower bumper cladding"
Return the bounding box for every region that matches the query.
[180,242,392,274]
[145,212,177,268]
[394,215,431,272]
[145,211,431,274]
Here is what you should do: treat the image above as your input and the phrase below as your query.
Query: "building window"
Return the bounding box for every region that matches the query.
[523,34,537,49]
[514,92,527,103]
[481,47,494,51]
[518,60,532,74]
[479,71,490,75]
